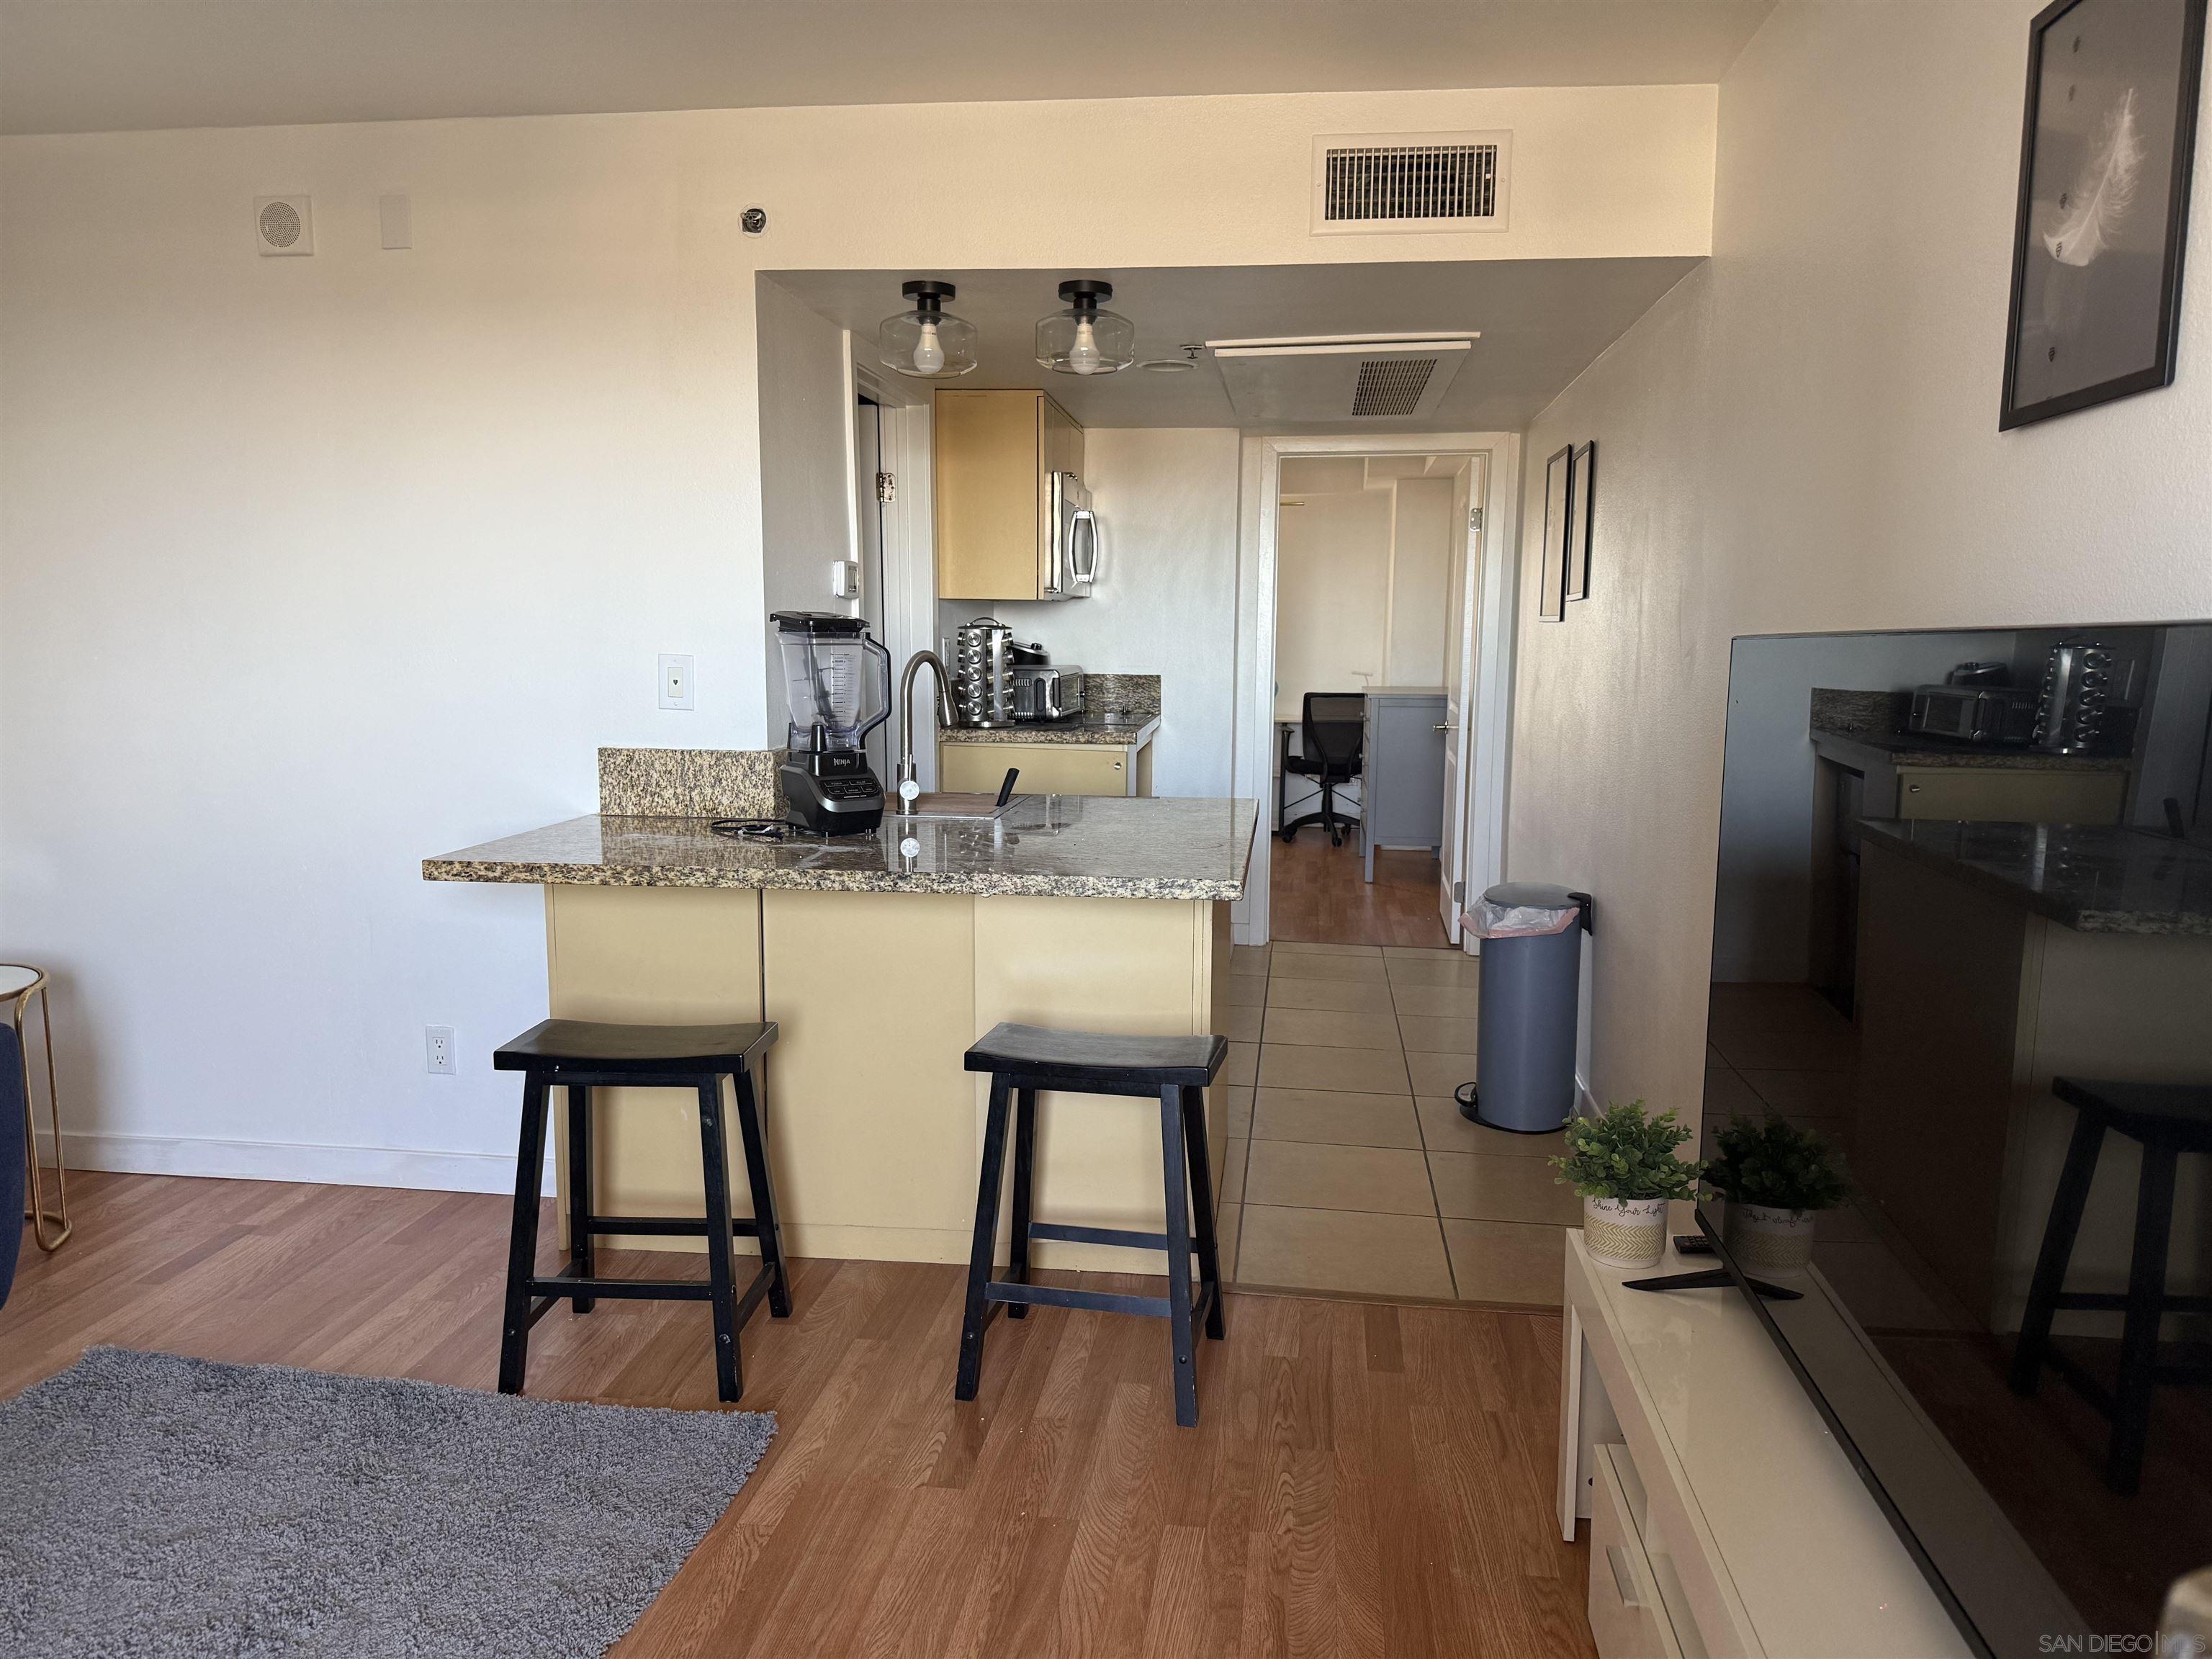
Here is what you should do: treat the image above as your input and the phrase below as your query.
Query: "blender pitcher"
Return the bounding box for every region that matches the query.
[771,612,891,834]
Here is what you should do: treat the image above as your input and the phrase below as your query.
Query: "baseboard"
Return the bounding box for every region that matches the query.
[33,1128,536,1195]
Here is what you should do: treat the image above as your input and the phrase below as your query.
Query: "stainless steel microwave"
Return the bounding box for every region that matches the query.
[1043,472,1099,601]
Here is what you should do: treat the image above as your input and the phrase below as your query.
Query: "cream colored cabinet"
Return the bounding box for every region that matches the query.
[934,388,1084,601]
[1894,765,2126,824]
[939,740,1151,798]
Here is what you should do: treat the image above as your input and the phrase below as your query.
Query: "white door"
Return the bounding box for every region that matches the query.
[1437,455,1487,943]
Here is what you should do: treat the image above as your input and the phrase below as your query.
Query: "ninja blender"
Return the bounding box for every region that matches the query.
[771,611,891,835]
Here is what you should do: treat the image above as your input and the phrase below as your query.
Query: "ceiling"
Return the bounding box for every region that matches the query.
[773,258,1700,432]
[0,0,1773,137]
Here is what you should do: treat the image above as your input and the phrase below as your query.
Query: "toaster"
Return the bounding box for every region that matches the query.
[1907,683,2037,745]
[1012,665,1085,723]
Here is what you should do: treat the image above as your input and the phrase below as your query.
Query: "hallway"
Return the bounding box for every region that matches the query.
[1269,832,1453,948]
[1216,940,1574,1306]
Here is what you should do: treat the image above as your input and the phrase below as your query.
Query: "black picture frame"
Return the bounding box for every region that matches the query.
[2000,0,2206,430]
[1565,440,1596,603]
[1539,445,1571,622]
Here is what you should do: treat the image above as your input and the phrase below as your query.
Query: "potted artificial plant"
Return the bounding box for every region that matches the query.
[1706,1115,1848,1274]
[1552,1101,1703,1269]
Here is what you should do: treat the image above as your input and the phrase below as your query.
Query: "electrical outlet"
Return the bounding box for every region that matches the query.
[658,652,694,711]
[426,1025,456,1075]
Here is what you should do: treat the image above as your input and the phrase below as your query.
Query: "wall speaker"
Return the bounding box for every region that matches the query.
[254,195,313,256]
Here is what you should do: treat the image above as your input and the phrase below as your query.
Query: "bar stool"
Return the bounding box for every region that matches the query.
[955,1022,1228,1428]
[2009,1076,2212,1494]
[2,964,69,1251]
[493,1018,791,1404]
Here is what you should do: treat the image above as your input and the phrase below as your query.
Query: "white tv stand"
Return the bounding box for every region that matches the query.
[1558,1231,1972,1658]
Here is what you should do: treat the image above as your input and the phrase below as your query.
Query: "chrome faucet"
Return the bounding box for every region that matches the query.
[896,649,955,814]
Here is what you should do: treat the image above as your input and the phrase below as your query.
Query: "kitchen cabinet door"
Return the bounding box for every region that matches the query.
[934,388,1082,601]
[940,742,1143,798]
[1895,767,2127,825]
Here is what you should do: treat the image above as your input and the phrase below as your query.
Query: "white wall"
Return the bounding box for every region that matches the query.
[1712,629,2015,983]
[9,81,1712,1186]
[1276,472,1459,710]
[1385,475,1455,685]
[981,427,1244,798]
[757,276,858,729]
[1506,1,2212,1127]
[1274,488,1395,706]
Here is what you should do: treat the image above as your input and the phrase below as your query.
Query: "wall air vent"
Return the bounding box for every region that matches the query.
[1205,335,1476,422]
[1312,132,1511,235]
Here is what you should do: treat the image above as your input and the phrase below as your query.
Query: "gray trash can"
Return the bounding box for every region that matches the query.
[1455,883,1591,1133]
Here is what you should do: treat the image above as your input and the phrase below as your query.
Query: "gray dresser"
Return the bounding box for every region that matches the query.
[1360,688,1448,881]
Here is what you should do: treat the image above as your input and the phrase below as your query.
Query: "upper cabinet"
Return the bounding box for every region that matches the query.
[935,389,1087,601]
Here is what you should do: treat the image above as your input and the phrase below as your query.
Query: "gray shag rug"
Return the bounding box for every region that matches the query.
[0,1346,775,1658]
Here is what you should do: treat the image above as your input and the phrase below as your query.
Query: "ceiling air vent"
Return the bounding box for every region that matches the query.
[1311,132,1511,235]
[1350,358,1437,419]
[1205,335,1475,422]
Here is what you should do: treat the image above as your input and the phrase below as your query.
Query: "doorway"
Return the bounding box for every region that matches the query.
[1271,452,1473,947]
[1236,433,1519,953]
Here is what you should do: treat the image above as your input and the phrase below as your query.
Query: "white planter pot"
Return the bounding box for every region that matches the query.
[1583,1196,1668,1268]
[1724,1202,1817,1274]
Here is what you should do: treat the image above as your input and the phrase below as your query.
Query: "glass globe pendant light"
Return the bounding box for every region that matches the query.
[878,280,977,379]
[1035,279,1136,377]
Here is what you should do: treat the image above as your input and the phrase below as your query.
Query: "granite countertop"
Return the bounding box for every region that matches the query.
[1811,725,2131,773]
[940,715,1161,748]
[1857,819,2212,935]
[425,793,1257,900]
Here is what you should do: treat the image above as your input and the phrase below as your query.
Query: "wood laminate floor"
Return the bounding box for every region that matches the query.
[1269,831,1452,949]
[3,1172,1596,1659]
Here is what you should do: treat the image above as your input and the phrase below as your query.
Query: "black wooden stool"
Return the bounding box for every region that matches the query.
[2009,1076,2212,1493]
[955,1022,1228,1427]
[493,1018,791,1404]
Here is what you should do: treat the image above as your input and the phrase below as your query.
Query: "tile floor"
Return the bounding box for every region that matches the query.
[1215,940,1575,1306]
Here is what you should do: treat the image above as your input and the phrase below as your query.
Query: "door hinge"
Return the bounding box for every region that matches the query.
[876,472,896,503]
[1452,879,1465,904]
[1468,506,1483,532]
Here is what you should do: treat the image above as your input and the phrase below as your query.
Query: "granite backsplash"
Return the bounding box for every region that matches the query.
[1082,673,1161,724]
[597,747,783,819]
[1810,688,1912,734]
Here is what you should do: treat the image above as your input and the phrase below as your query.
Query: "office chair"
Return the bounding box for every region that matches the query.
[1280,692,1364,847]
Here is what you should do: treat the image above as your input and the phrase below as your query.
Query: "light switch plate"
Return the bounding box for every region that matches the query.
[659,653,695,711]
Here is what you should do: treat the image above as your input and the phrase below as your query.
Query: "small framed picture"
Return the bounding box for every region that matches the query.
[2000,0,2206,429]
[1565,441,1596,602]
[1539,444,1571,622]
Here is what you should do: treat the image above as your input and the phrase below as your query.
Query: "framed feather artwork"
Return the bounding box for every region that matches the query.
[2001,0,2206,429]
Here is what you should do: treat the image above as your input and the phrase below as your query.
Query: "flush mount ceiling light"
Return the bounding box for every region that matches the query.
[1137,344,1204,374]
[878,279,977,379]
[1036,279,1136,377]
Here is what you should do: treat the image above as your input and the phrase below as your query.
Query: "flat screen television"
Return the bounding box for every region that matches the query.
[1704,624,2212,1658]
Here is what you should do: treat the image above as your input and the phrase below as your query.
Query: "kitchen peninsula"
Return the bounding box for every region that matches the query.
[1851,819,2212,1332]
[425,748,1256,1272]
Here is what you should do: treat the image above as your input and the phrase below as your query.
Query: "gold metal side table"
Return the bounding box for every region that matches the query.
[3,963,69,1250]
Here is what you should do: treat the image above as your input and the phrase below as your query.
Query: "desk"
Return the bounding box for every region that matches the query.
[1274,688,1447,881]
